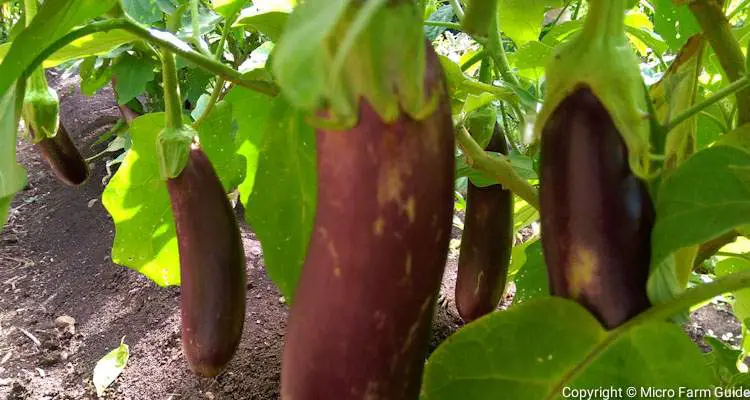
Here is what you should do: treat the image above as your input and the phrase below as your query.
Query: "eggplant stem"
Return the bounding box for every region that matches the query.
[457,126,539,209]
[664,76,750,134]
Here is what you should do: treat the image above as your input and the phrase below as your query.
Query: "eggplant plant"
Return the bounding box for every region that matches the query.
[1,0,750,398]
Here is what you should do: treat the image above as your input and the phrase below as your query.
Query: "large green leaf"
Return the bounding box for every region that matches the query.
[652,0,700,51]
[234,9,290,42]
[648,146,750,304]
[271,0,349,111]
[0,30,137,68]
[225,86,274,199]
[511,239,548,304]
[111,53,155,105]
[243,97,316,303]
[0,82,26,234]
[509,41,553,81]
[122,0,162,24]
[102,108,242,286]
[422,298,713,399]
[498,0,562,47]
[0,0,118,97]
[651,146,750,266]
[102,114,178,285]
[212,0,246,19]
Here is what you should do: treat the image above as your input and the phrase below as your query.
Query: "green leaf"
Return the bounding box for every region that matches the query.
[652,0,701,51]
[0,30,137,68]
[513,198,538,231]
[93,339,130,397]
[196,101,245,190]
[212,0,246,19]
[112,53,155,105]
[498,0,562,47]
[102,109,241,286]
[652,146,750,266]
[225,86,274,200]
[122,0,163,24]
[0,81,27,234]
[463,102,496,148]
[271,0,350,111]
[234,9,290,42]
[511,239,548,304]
[510,41,553,81]
[0,0,118,97]
[102,114,180,285]
[424,5,454,41]
[704,336,750,387]
[507,151,537,180]
[648,146,750,305]
[243,97,316,303]
[422,298,713,400]
[716,257,750,359]
[80,58,113,96]
[717,124,750,153]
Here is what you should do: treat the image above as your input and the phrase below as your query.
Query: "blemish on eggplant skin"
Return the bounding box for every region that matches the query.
[567,246,597,298]
[474,271,484,295]
[404,196,416,223]
[373,217,385,236]
[399,297,433,355]
[377,165,404,206]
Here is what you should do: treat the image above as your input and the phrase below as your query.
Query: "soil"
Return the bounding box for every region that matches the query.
[0,73,740,399]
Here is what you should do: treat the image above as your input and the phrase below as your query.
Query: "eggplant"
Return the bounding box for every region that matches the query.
[167,147,246,377]
[455,124,513,322]
[34,123,90,186]
[280,43,455,399]
[539,86,654,329]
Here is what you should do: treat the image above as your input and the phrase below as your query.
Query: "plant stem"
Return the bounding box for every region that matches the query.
[460,49,486,71]
[457,126,539,209]
[461,78,516,101]
[23,18,277,97]
[664,76,750,134]
[487,14,519,87]
[189,0,210,56]
[448,0,465,21]
[192,77,224,128]
[689,0,750,125]
[161,48,183,129]
[423,20,462,30]
[583,0,625,38]
[546,267,750,399]
[192,11,237,128]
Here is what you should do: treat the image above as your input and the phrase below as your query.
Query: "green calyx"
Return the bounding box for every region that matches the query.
[22,69,60,142]
[272,0,440,128]
[534,0,651,179]
[157,125,196,180]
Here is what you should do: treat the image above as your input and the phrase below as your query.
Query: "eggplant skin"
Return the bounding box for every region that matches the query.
[539,86,654,330]
[455,125,513,322]
[281,44,454,400]
[34,123,90,186]
[167,148,246,377]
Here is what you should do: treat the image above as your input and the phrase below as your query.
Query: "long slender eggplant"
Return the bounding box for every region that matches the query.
[167,146,246,377]
[455,124,513,322]
[539,86,654,329]
[281,43,455,399]
[32,123,89,186]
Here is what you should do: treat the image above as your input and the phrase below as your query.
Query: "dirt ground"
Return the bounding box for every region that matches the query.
[0,74,741,400]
